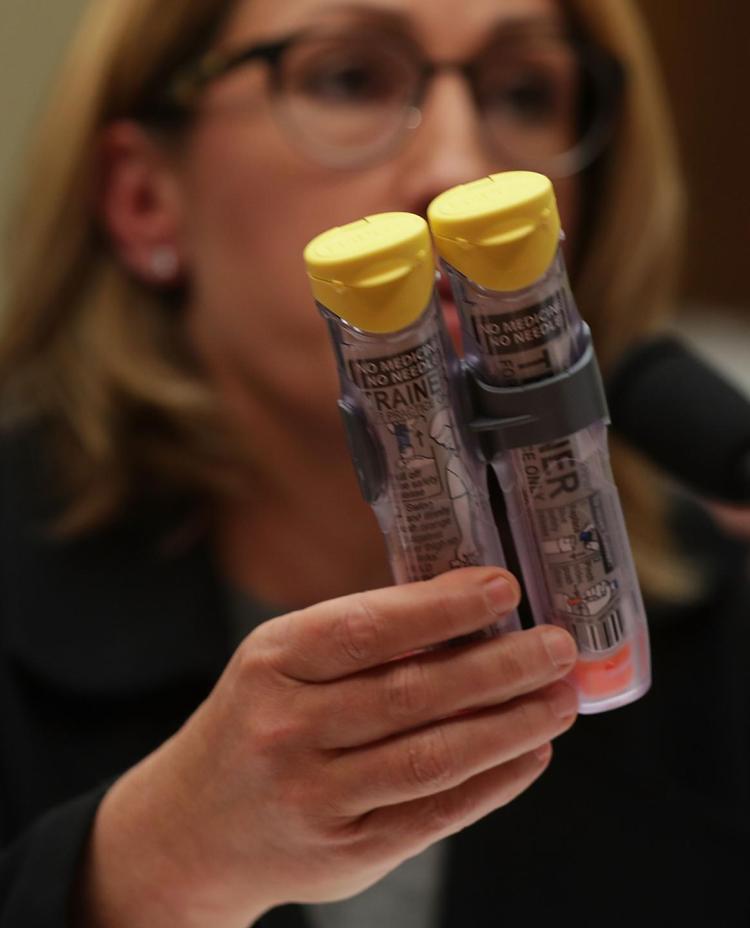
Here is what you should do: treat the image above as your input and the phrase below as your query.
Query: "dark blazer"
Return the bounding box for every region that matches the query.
[2,428,750,927]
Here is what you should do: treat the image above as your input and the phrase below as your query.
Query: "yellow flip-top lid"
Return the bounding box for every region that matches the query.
[304,213,434,334]
[427,172,561,292]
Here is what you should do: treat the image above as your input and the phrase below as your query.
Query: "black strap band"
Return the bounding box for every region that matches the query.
[465,334,610,456]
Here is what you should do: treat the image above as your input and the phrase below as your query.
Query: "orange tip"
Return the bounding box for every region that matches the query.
[572,644,634,698]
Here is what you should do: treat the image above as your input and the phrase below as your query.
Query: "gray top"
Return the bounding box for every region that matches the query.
[227,589,446,928]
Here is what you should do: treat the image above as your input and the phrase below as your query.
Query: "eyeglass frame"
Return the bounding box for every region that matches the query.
[138,25,625,176]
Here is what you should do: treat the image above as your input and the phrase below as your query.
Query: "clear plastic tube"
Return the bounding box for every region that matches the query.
[319,291,520,636]
[445,248,651,711]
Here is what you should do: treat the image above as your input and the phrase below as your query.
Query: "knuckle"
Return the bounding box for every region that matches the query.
[493,644,527,691]
[277,776,323,829]
[234,631,267,680]
[275,760,347,831]
[249,705,307,758]
[560,708,578,732]
[539,682,578,731]
[554,703,579,733]
[404,725,456,793]
[333,594,385,667]
[422,786,473,836]
[317,817,371,857]
[316,787,349,823]
[276,775,306,813]
[237,619,292,683]
[511,697,540,746]
[384,659,432,721]
[250,717,291,757]
[429,582,466,634]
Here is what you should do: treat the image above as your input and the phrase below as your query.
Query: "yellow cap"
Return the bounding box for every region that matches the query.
[427,172,561,292]
[304,213,434,334]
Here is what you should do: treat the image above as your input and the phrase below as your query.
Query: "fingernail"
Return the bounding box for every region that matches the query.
[535,743,553,763]
[483,575,519,615]
[541,627,577,670]
[548,683,579,720]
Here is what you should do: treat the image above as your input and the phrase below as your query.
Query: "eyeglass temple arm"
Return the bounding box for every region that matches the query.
[166,37,292,108]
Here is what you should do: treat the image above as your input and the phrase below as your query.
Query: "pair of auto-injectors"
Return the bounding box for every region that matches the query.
[304,171,650,714]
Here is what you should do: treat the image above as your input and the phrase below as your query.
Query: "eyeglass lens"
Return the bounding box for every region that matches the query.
[271,29,609,173]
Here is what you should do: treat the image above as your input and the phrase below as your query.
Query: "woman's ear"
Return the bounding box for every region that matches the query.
[97,120,187,286]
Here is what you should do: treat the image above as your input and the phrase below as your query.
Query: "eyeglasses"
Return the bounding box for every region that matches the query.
[145,25,624,176]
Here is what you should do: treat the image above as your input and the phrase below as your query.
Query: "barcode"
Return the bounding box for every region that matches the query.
[571,608,625,652]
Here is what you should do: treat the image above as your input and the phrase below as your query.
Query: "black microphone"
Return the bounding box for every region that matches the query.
[607,335,750,503]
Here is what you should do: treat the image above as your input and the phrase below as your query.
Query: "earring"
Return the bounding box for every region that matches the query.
[150,245,180,282]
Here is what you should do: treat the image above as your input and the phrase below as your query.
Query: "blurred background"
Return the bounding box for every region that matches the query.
[1,0,748,388]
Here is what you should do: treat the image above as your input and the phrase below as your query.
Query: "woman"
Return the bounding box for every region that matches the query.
[1,0,748,926]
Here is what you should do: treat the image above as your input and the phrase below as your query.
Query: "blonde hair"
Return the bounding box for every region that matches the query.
[1,0,694,599]
[565,0,697,601]
[0,0,238,530]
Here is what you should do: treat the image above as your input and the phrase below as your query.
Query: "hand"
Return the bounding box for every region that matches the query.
[78,567,578,928]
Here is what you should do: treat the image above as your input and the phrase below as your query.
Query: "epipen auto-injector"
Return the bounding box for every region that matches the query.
[428,172,651,713]
[304,212,519,635]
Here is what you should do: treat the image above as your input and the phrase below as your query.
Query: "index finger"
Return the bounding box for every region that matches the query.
[254,567,521,683]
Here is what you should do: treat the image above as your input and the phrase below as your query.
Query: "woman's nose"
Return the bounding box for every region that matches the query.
[396,69,507,217]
